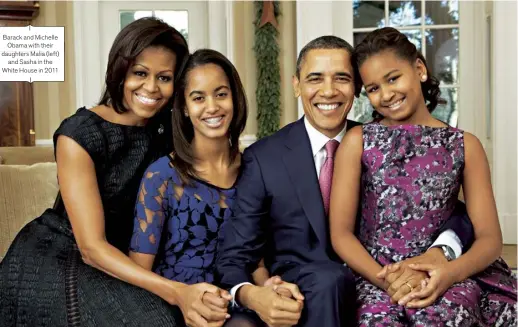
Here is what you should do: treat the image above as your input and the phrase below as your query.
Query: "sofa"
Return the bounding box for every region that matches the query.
[0,146,58,261]
[0,146,499,267]
[0,144,247,261]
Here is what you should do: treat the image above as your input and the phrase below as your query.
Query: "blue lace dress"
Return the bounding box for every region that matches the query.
[130,155,236,284]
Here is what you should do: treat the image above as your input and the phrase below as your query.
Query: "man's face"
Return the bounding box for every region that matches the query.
[293,49,356,138]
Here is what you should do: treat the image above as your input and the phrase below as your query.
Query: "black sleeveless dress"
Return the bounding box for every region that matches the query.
[0,108,185,326]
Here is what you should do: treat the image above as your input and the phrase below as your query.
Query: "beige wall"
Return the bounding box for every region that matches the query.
[33,1,76,140]
[33,1,297,141]
[278,1,298,127]
[233,2,257,136]
[233,1,298,137]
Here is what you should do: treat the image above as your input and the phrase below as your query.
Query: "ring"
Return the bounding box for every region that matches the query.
[405,282,414,292]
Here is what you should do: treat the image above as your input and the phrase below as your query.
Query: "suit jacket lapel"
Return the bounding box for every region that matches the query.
[282,119,327,244]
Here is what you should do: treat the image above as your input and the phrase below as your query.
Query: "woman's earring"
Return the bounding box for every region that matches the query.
[184,111,188,117]
[421,75,427,82]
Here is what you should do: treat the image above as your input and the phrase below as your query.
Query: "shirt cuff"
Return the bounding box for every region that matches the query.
[429,229,462,259]
[230,282,253,307]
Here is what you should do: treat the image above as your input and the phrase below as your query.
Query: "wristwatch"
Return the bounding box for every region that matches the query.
[433,245,455,261]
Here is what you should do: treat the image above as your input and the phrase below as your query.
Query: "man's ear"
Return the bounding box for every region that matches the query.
[292,75,300,98]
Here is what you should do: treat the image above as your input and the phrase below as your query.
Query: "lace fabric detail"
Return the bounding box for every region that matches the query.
[129,156,236,284]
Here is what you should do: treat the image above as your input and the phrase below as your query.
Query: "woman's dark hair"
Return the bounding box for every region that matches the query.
[171,49,248,184]
[353,27,446,113]
[99,17,189,113]
[98,17,189,153]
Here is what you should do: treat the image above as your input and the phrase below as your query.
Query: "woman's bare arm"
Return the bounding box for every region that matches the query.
[56,135,185,304]
[129,253,155,270]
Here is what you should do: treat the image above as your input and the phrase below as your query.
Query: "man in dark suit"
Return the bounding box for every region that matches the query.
[215,36,473,327]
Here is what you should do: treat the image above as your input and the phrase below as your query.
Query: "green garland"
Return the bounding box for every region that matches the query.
[253,1,281,139]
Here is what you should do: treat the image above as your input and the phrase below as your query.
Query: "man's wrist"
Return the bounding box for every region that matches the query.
[236,284,258,309]
[431,244,455,261]
[430,229,462,259]
[426,246,449,263]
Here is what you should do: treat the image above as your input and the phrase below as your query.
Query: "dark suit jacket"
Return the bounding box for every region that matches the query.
[215,118,474,289]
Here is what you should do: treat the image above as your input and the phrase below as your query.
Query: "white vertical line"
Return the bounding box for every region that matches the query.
[225,1,234,63]
[385,0,389,26]
[422,0,426,58]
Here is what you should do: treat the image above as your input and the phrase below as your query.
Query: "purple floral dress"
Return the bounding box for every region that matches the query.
[356,123,517,326]
[129,155,235,284]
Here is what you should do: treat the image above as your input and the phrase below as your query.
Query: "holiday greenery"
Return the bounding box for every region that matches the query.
[253,1,281,139]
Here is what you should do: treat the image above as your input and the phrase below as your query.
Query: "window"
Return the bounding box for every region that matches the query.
[349,0,459,126]
[119,10,189,42]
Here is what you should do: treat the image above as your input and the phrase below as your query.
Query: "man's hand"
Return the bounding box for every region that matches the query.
[399,262,458,309]
[377,248,447,305]
[264,276,304,300]
[238,284,304,327]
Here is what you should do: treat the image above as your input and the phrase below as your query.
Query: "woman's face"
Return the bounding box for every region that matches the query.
[122,46,177,121]
[184,63,234,142]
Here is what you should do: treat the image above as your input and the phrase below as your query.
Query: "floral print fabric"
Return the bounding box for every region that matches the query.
[355,123,517,326]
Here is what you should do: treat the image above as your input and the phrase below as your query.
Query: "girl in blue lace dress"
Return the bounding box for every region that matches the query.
[330,27,516,326]
[129,49,267,327]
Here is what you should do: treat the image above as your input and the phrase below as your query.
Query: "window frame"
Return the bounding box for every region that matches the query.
[296,1,489,147]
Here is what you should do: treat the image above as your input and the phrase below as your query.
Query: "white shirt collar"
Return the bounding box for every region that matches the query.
[304,117,347,157]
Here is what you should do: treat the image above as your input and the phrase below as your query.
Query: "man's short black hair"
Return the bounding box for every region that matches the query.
[296,35,354,78]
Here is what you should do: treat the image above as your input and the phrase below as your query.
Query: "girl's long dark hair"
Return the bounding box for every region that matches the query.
[171,49,248,184]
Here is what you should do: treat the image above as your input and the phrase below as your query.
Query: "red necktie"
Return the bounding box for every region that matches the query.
[319,140,340,216]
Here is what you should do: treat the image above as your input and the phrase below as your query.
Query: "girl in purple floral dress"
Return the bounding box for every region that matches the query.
[329,27,517,326]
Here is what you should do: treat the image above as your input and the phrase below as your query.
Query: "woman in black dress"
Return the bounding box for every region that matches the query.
[0,17,231,327]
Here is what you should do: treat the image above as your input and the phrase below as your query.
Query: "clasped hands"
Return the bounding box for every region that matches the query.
[251,276,305,327]
[376,248,458,309]
[183,276,303,327]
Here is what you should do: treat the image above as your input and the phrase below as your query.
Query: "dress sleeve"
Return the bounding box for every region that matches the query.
[129,166,170,255]
[52,108,104,162]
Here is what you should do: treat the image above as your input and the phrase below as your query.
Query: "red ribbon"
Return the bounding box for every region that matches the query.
[259,1,278,30]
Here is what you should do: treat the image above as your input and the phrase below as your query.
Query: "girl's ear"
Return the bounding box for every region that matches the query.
[415,58,428,82]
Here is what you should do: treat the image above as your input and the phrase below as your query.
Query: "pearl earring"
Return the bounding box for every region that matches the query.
[421,75,427,82]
